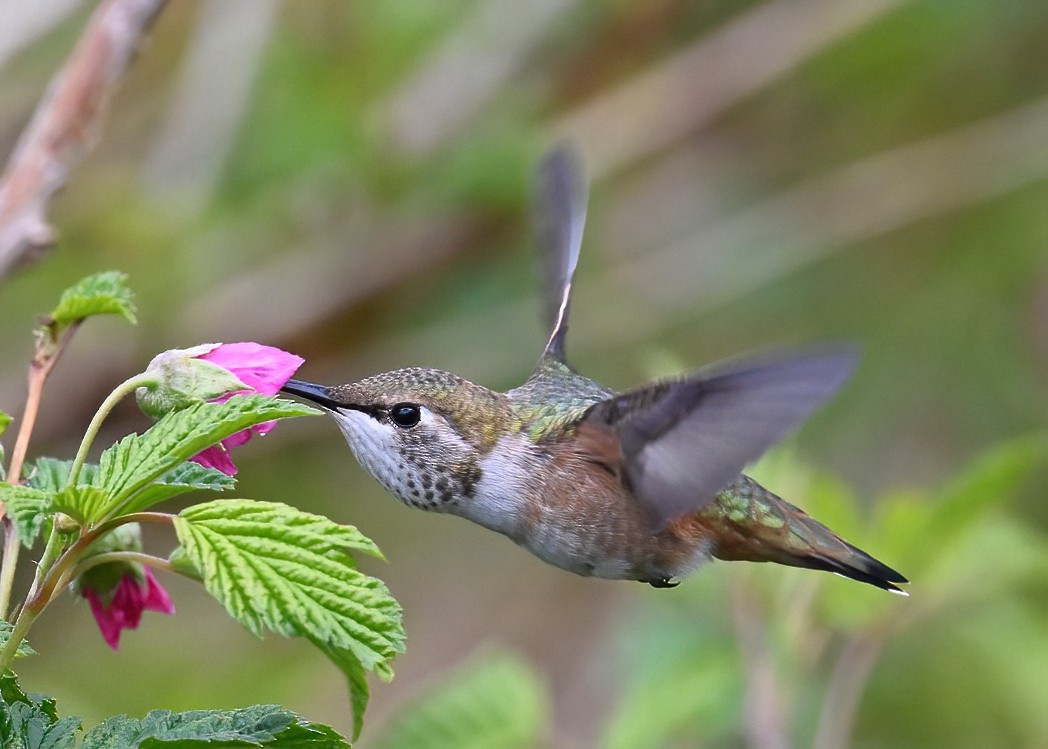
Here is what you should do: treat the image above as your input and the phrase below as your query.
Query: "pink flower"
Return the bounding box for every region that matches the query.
[83,568,175,650]
[187,343,304,476]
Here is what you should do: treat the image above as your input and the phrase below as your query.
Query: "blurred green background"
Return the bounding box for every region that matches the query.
[2,1,1047,747]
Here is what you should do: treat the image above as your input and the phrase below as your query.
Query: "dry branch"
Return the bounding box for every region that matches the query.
[0,0,169,281]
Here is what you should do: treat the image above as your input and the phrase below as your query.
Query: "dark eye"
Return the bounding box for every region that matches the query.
[388,403,421,428]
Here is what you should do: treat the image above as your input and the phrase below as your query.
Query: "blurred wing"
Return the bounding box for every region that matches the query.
[583,349,859,529]
[534,143,589,362]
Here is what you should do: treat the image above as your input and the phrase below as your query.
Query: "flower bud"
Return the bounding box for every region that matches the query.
[136,344,246,419]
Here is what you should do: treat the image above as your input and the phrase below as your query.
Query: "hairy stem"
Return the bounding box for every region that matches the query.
[0,526,20,621]
[72,550,173,578]
[7,364,46,487]
[92,511,174,538]
[0,321,81,619]
[0,521,115,670]
[67,372,156,488]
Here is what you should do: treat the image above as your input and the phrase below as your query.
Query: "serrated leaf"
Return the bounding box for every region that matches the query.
[53,486,110,528]
[122,462,236,511]
[81,705,349,748]
[0,672,80,749]
[174,500,402,729]
[0,621,37,659]
[26,459,98,494]
[0,484,52,547]
[50,271,136,328]
[92,395,317,523]
[369,654,547,749]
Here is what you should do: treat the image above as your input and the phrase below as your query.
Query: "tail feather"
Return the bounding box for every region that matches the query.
[784,548,908,595]
[700,476,908,594]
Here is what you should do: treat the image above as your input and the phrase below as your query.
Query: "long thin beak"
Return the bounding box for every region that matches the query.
[280,378,344,411]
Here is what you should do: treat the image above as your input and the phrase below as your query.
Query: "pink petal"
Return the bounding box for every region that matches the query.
[221,421,274,450]
[198,343,304,396]
[141,569,176,615]
[191,445,239,476]
[84,571,177,650]
[85,588,124,650]
[110,574,145,630]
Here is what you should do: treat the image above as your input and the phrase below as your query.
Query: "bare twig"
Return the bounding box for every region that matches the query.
[730,582,792,749]
[143,0,278,210]
[0,319,82,618]
[551,0,905,180]
[382,0,575,156]
[812,628,888,749]
[0,0,169,281]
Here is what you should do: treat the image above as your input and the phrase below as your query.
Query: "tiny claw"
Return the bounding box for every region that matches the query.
[647,576,679,589]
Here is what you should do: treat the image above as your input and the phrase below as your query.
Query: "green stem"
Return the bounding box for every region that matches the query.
[72,550,173,578]
[0,602,39,673]
[23,525,65,610]
[67,372,157,488]
[92,511,174,539]
[0,527,101,671]
[0,510,177,664]
[0,532,79,671]
[0,524,19,619]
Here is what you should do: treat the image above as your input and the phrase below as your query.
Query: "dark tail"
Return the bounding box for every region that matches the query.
[702,476,908,594]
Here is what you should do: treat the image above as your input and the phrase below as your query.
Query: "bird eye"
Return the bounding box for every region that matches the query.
[388,403,421,428]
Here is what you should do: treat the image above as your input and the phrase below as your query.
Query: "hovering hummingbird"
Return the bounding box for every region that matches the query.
[283,147,907,594]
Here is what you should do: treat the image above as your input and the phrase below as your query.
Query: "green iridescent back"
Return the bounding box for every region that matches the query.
[506,357,612,442]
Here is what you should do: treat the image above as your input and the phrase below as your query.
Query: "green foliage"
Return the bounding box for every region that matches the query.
[174,499,403,739]
[0,672,80,749]
[603,650,739,749]
[27,458,98,494]
[49,272,137,328]
[81,395,316,523]
[361,437,1045,748]
[121,463,236,512]
[80,706,349,748]
[368,653,547,749]
[0,622,37,659]
[0,672,348,749]
[0,484,52,548]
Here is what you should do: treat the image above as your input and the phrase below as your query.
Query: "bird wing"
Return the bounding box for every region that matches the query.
[533,143,589,363]
[581,349,858,529]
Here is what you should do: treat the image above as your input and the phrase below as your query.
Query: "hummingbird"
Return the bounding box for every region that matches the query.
[282,147,907,594]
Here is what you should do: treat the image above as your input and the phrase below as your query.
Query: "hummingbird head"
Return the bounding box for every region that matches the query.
[282,368,516,512]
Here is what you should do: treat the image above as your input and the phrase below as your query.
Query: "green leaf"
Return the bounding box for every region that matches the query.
[120,462,236,512]
[603,650,739,749]
[369,653,547,749]
[0,621,37,659]
[53,486,110,529]
[26,459,98,494]
[927,432,1048,543]
[0,484,52,547]
[50,271,136,328]
[0,672,80,749]
[0,411,12,438]
[174,500,402,732]
[90,395,316,523]
[80,705,349,748]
